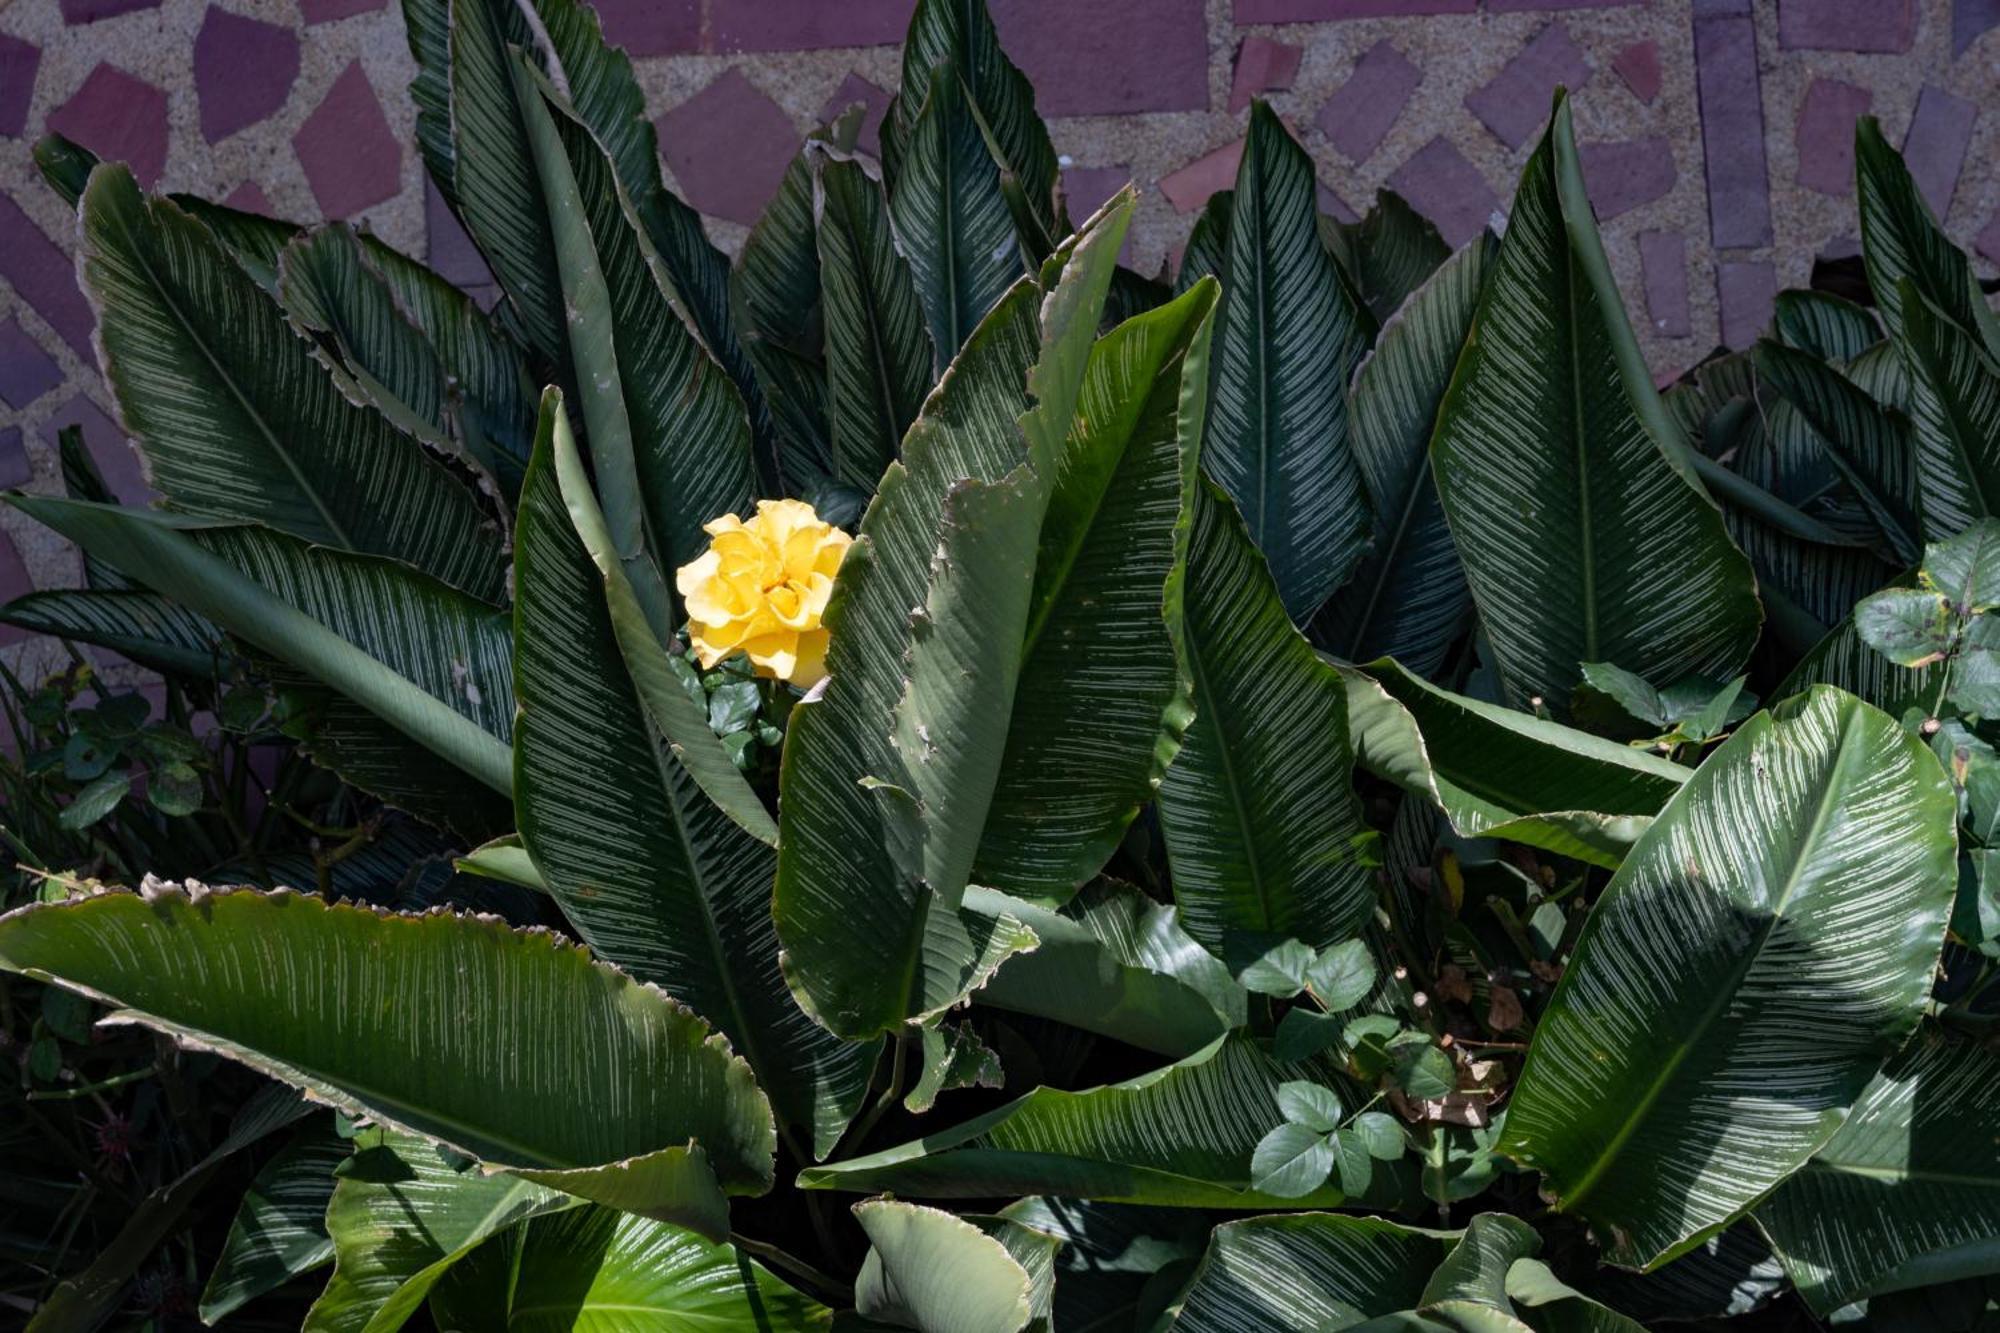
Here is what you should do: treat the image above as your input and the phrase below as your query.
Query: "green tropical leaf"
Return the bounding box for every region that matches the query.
[1773,289,1879,363]
[1855,116,2000,354]
[1373,1213,1645,1333]
[76,163,506,602]
[303,1130,571,1333]
[0,587,221,680]
[966,879,1246,1057]
[199,1119,348,1323]
[973,278,1218,900]
[1429,95,1759,715]
[513,396,875,1158]
[0,887,776,1238]
[1498,687,1959,1268]
[1203,103,1373,620]
[1312,232,1492,675]
[1326,188,1451,326]
[801,1035,1389,1210]
[1171,1214,1449,1332]
[1176,189,1232,297]
[854,1200,1040,1333]
[1896,279,2000,537]
[1757,1025,2000,1314]
[1778,599,1946,719]
[891,58,1029,365]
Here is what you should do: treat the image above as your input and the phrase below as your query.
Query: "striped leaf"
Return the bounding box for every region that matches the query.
[1171,1214,1449,1332]
[77,163,506,603]
[1897,279,2000,538]
[0,888,776,1237]
[801,1035,1388,1210]
[1497,687,1959,1269]
[1204,103,1373,620]
[1401,1213,1647,1332]
[774,205,1128,1039]
[1757,1025,2000,1314]
[1429,95,1759,716]
[513,397,876,1158]
[1344,660,1688,869]
[1773,289,1880,363]
[1312,233,1492,676]
[199,1119,347,1323]
[973,279,1219,900]
[1325,188,1450,327]
[817,147,935,491]
[0,587,221,680]
[854,1200,1040,1333]
[1176,190,1232,298]
[1157,481,1375,975]
[429,1204,832,1332]
[1856,116,2000,354]
[891,58,1029,366]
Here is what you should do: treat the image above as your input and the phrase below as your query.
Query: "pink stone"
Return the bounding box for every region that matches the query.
[1578,136,1676,221]
[1778,0,1916,52]
[1230,37,1303,114]
[1234,0,1473,18]
[1794,78,1871,197]
[60,0,159,23]
[1465,22,1591,151]
[1317,40,1420,165]
[46,63,169,189]
[590,0,700,55]
[1318,182,1358,225]
[1063,166,1133,221]
[1612,41,1661,104]
[1902,85,1978,220]
[194,5,300,143]
[0,529,35,647]
[299,0,386,22]
[223,181,276,216]
[1694,10,1770,248]
[43,393,155,509]
[293,61,403,219]
[0,318,63,410]
[1490,0,1643,7]
[424,178,491,289]
[657,69,800,227]
[1639,230,1690,337]
[1387,138,1498,249]
[818,73,893,156]
[0,426,29,490]
[989,0,1208,117]
[1976,209,2000,267]
[0,35,40,138]
[710,0,914,52]
[1957,0,2000,55]
[1159,140,1244,214]
[0,195,94,359]
[1717,260,1776,350]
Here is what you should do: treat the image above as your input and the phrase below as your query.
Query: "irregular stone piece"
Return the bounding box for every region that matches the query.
[989,0,1208,116]
[1234,0,1473,17]
[1387,137,1499,248]
[300,0,387,21]
[1159,140,1244,214]
[0,426,29,490]
[293,60,403,219]
[1718,260,1776,350]
[1902,85,1977,220]
[818,73,893,156]
[46,62,169,189]
[0,35,40,138]
[1639,230,1691,338]
[657,70,799,226]
[0,196,94,359]
[1466,23,1591,151]
[0,318,63,410]
[1794,78,1871,197]
[1778,0,1916,52]
[710,0,913,52]
[1612,40,1661,104]
[194,5,300,143]
[1578,136,1676,221]
[590,0,700,56]
[1230,37,1303,114]
[1317,40,1420,164]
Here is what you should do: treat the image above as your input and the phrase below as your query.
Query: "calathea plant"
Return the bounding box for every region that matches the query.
[0,0,1996,1328]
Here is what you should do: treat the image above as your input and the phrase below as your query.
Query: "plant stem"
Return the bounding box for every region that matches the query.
[26,1064,161,1102]
[730,1232,854,1304]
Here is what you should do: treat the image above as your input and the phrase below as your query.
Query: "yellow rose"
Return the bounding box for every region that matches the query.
[675,499,853,688]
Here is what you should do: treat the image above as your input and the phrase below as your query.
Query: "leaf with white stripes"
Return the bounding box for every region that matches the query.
[854,1200,1041,1333]
[1312,233,1491,675]
[800,1035,1389,1210]
[891,58,1029,366]
[1856,115,2000,355]
[1170,1214,1449,1332]
[77,163,506,603]
[0,587,221,680]
[1325,188,1450,327]
[1203,103,1373,620]
[817,146,935,491]
[513,398,877,1158]
[1757,1024,2000,1315]
[1497,686,1959,1269]
[1778,600,1946,720]
[1157,481,1375,976]
[0,888,776,1238]
[1895,280,2000,538]
[1773,289,1879,363]
[200,1118,347,1323]
[1429,94,1760,715]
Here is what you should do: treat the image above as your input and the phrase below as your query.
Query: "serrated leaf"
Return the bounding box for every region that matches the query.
[1277,1080,1344,1133]
[1307,938,1377,1011]
[1251,1123,1337,1198]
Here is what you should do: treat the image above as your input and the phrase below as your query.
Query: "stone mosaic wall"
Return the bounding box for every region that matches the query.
[0,0,1996,676]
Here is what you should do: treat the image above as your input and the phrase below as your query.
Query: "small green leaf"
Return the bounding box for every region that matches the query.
[1351,1110,1406,1161]
[1926,519,2000,612]
[1276,1080,1344,1133]
[148,761,203,816]
[40,985,92,1043]
[29,1035,61,1081]
[1334,1129,1374,1199]
[1305,939,1376,1011]
[60,769,130,829]
[1239,938,1315,997]
[1394,1042,1456,1100]
[1273,1008,1344,1062]
[62,732,113,782]
[1250,1123,1336,1199]
[1855,587,1954,666]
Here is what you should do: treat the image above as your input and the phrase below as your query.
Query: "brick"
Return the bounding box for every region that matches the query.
[1234,0,1474,18]
[1778,0,1916,52]
[1957,0,2000,54]
[1578,137,1676,221]
[223,181,276,216]
[60,0,159,22]
[1794,78,1870,197]
[1466,22,1591,151]
[1317,40,1420,165]
[1491,0,1642,8]
[1318,182,1359,226]
[1063,166,1133,221]
[590,0,700,56]
[0,195,94,359]
[1717,260,1776,350]
[657,70,799,227]
[710,0,913,52]
[424,178,491,290]
[43,393,154,508]
[293,61,403,219]
[1902,85,1978,220]
[1612,40,1661,105]
[1387,137,1498,249]
[0,528,34,645]
[1159,140,1244,214]
[1694,11,1771,248]
[1230,37,1303,114]
[194,6,300,143]
[990,0,1208,116]
[0,318,63,410]
[0,426,29,491]
[299,0,386,21]
[0,35,40,138]
[1639,230,1691,337]
[818,74,893,156]
[46,63,170,190]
